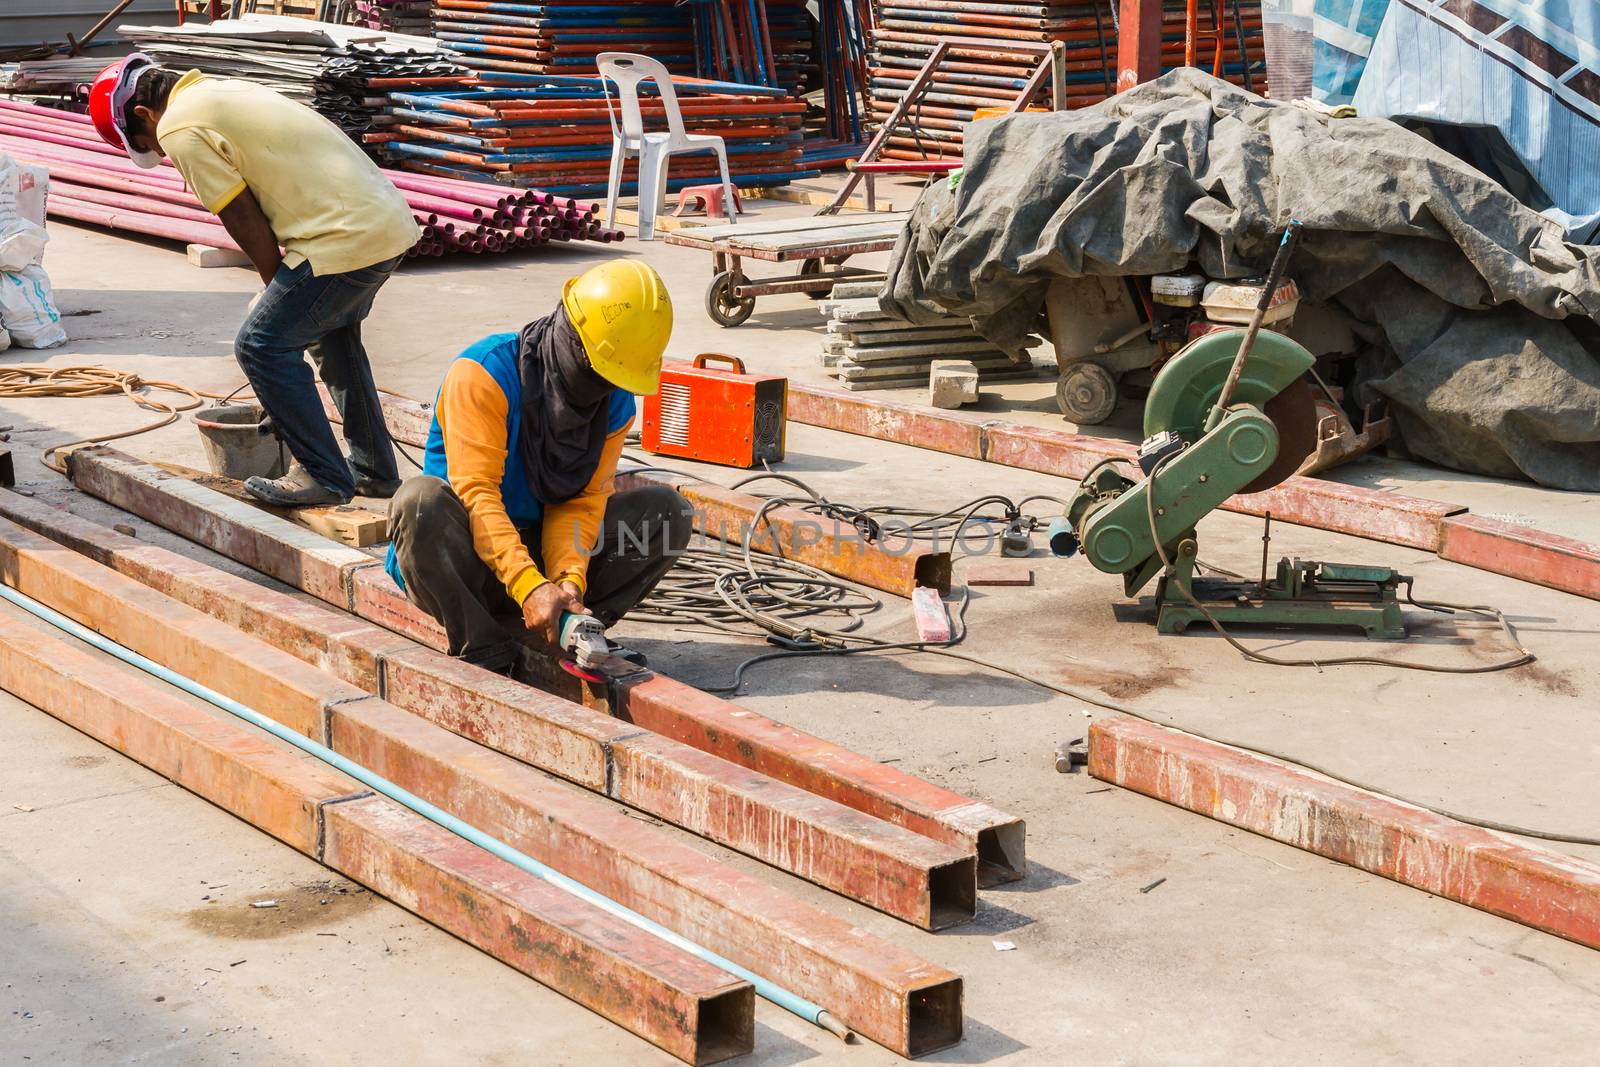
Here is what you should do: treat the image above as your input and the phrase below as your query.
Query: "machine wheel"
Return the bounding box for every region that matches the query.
[705,270,755,327]
[799,257,829,299]
[1056,362,1119,424]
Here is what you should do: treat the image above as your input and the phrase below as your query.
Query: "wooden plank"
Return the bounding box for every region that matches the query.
[717,223,907,253]
[666,211,910,244]
[153,460,389,547]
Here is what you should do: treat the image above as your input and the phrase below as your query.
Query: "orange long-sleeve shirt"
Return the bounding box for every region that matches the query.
[435,358,627,605]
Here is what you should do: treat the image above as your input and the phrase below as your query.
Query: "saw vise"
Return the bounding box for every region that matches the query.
[1054,325,1409,640]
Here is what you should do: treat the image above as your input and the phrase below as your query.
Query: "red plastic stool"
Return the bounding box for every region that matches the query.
[673,183,743,220]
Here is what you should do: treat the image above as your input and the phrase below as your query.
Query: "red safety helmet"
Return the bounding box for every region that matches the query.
[89,53,163,169]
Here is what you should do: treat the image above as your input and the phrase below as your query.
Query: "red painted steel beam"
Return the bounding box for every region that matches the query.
[1439,515,1600,601]
[37,462,983,929]
[323,799,755,1065]
[1117,0,1166,92]
[1089,715,1600,952]
[0,507,960,1055]
[784,384,1600,599]
[0,613,753,1064]
[321,394,1026,881]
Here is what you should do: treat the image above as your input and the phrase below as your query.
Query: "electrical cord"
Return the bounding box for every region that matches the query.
[623,459,1581,845]
[723,470,1066,551]
[0,365,255,474]
[1142,449,1535,673]
[695,571,1590,844]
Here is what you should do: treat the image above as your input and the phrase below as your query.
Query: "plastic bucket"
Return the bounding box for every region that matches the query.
[193,403,287,482]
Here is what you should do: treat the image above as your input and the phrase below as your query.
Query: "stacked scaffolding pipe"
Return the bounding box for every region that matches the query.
[428,0,696,76]
[370,72,816,195]
[867,0,1267,159]
[0,99,623,258]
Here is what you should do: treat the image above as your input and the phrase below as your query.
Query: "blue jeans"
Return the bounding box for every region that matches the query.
[234,256,401,496]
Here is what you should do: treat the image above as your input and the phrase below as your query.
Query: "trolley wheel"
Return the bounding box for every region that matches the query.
[706,270,755,327]
[1056,362,1119,424]
[799,257,829,300]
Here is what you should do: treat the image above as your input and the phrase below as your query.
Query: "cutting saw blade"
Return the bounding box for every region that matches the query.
[1242,374,1318,495]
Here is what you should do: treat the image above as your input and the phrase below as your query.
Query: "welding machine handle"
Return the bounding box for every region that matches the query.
[693,353,746,374]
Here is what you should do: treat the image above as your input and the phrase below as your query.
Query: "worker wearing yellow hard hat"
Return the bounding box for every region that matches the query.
[385,260,690,675]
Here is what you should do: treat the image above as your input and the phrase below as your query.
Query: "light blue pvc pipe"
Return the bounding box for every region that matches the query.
[0,582,846,1038]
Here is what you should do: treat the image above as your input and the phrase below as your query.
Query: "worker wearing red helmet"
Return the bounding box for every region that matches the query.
[89,54,420,507]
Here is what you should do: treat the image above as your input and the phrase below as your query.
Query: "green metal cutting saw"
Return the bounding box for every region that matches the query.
[1052,225,1409,640]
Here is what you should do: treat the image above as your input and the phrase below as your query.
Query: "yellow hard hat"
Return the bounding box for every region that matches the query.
[561,260,672,395]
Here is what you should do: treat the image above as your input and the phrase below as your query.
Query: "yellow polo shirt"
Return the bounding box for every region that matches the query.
[157,70,419,276]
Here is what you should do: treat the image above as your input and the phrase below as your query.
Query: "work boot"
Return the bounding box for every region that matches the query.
[353,474,403,499]
[244,463,351,507]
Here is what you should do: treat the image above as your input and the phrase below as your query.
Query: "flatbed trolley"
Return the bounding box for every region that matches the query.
[664,212,910,326]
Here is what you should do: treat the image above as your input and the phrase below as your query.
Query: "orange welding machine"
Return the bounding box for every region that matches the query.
[641,353,786,468]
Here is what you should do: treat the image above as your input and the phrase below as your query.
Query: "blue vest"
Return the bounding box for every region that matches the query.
[385,332,636,590]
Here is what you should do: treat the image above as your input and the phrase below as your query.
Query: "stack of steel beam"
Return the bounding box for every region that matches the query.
[867,0,1266,159]
[428,0,696,76]
[0,99,623,258]
[369,73,815,195]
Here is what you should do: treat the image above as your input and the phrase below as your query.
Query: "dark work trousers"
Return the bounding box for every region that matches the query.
[388,475,693,671]
[234,256,403,497]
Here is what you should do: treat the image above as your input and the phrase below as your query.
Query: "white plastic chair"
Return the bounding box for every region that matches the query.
[597,52,738,241]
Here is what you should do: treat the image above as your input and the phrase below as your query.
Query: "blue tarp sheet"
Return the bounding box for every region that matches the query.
[1345,0,1600,241]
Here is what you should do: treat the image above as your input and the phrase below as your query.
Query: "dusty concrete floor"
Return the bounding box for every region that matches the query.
[5,201,1600,1065]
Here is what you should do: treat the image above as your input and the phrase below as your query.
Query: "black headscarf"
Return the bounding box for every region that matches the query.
[516,305,614,504]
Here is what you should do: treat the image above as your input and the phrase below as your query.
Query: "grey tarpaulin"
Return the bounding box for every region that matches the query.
[881,69,1600,490]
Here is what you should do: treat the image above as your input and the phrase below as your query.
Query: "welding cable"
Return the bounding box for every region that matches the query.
[0,581,854,1041]
[617,475,1589,843]
[630,544,881,638]
[0,365,254,475]
[1141,450,1535,674]
[725,470,1067,551]
[621,473,1579,842]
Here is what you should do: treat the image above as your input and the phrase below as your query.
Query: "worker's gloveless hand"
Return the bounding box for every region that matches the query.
[521,580,584,646]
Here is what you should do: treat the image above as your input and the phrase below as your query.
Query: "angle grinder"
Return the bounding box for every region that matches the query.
[557,610,649,682]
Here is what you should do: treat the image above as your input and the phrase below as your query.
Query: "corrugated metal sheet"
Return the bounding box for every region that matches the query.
[1,3,179,50]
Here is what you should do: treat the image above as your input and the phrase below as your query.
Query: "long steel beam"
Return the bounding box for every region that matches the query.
[62,446,1026,886]
[16,468,980,930]
[1090,715,1600,952]
[783,384,1600,601]
[0,611,753,1065]
[0,509,960,1054]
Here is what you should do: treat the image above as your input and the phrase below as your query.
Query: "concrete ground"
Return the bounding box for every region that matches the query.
[5,196,1600,1065]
